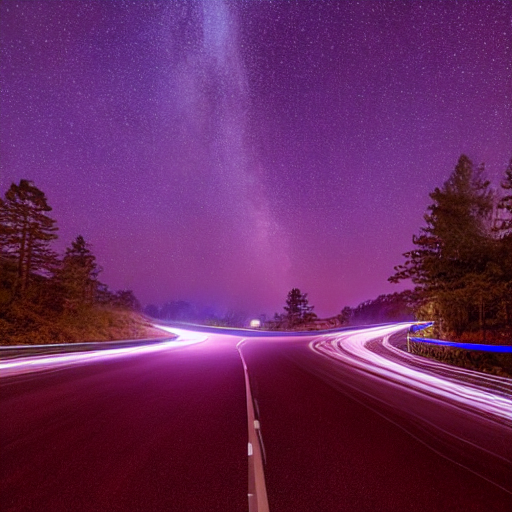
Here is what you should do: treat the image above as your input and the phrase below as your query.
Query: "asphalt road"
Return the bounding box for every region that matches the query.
[1,325,511,511]
[240,326,512,511]
[0,334,248,512]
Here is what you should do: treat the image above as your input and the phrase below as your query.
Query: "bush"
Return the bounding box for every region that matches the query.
[409,341,512,378]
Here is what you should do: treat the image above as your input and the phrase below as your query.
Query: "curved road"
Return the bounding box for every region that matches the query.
[1,324,511,511]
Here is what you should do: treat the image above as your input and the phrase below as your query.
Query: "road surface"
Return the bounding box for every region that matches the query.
[1,324,511,511]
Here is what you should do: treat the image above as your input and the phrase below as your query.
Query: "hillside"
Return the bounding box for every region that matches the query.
[0,305,169,346]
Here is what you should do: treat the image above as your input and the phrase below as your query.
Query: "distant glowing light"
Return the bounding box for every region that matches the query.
[250,319,261,328]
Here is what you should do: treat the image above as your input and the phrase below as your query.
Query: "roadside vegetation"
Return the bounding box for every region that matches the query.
[408,341,512,378]
[3,154,511,360]
[390,155,512,344]
[266,155,511,377]
[391,155,512,374]
[263,287,414,331]
[0,180,165,345]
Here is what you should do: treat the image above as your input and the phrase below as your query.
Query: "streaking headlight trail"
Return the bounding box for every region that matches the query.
[309,324,512,492]
[310,324,512,423]
[0,326,206,378]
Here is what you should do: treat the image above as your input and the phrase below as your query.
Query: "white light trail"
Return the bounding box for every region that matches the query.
[0,326,206,378]
[311,324,512,424]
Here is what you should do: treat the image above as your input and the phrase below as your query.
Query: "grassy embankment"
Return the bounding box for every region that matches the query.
[409,328,512,378]
[0,303,169,346]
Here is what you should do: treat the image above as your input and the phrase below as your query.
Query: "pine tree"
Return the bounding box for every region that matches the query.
[493,158,512,326]
[59,235,100,308]
[495,157,512,236]
[284,288,315,326]
[390,155,494,335]
[0,180,58,295]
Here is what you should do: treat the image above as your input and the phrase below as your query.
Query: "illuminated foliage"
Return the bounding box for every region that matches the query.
[391,155,512,336]
[0,181,145,344]
[390,155,504,335]
[493,159,512,326]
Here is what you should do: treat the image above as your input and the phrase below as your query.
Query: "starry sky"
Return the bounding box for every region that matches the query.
[1,0,511,318]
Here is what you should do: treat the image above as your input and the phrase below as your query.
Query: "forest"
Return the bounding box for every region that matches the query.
[390,155,512,344]
[1,154,511,346]
[0,180,161,345]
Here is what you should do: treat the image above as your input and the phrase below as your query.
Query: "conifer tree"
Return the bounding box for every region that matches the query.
[493,158,512,326]
[495,157,512,236]
[59,235,100,308]
[0,180,58,295]
[390,155,494,335]
[284,288,315,326]
[111,290,141,311]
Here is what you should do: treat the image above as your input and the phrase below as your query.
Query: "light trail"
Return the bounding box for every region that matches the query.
[310,324,512,424]
[0,326,206,378]
[382,334,512,396]
[309,324,512,493]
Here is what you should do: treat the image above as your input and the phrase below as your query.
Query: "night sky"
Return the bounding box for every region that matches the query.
[1,1,511,318]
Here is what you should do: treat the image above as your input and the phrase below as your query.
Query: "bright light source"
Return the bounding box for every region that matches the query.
[249,319,261,328]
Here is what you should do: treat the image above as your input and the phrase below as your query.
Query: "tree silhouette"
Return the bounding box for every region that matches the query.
[390,155,499,335]
[494,158,512,326]
[0,180,58,296]
[496,158,512,235]
[58,235,100,308]
[284,288,315,326]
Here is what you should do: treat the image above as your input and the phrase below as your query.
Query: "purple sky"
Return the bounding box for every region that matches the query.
[1,1,511,318]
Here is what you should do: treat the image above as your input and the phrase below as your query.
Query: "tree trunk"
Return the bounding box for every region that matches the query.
[479,296,486,343]
[18,218,28,293]
[23,229,34,294]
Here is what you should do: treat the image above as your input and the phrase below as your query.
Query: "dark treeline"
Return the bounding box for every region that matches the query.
[266,290,414,331]
[0,180,151,345]
[145,289,316,331]
[3,154,510,343]
[339,291,415,326]
[390,155,512,342]
[143,300,250,328]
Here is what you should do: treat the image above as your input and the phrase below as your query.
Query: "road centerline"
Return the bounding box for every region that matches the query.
[237,339,270,512]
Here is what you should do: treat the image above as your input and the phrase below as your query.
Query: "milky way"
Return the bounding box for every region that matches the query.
[1,1,511,317]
